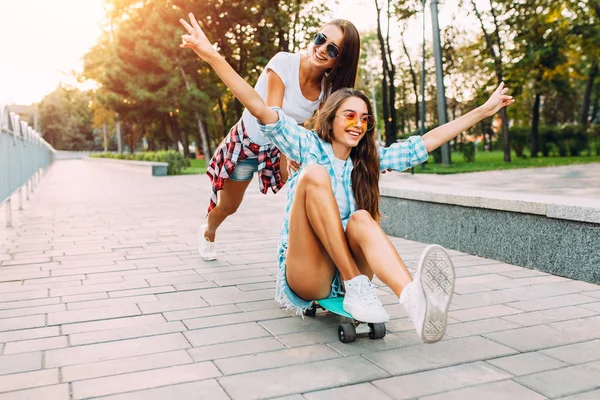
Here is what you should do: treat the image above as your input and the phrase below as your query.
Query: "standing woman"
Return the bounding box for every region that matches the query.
[197,17,361,260]
[180,13,515,340]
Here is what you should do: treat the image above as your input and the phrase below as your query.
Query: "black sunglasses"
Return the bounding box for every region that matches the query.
[313,33,340,59]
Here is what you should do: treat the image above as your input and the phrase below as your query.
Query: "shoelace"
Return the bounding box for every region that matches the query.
[354,279,381,306]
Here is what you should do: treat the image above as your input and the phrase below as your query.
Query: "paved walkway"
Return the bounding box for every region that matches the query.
[1,160,599,400]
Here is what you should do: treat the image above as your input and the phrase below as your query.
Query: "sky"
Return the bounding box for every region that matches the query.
[0,0,481,106]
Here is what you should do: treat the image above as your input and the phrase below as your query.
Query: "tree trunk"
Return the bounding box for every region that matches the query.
[402,40,420,132]
[472,0,511,162]
[531,91,541,158]
[375,0,393,145]
[581,59,598,125]
[178,65,212,158]
[385,0,397,145]
[591,82,600,123]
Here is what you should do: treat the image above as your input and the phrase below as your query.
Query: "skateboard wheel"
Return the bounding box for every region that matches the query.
[338,323,356,343]
[304,304,317,317]
[368,323,386,339]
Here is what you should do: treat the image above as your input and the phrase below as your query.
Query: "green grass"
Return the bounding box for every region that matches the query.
[180,158,207,175]
[411,150,600,174]
[177,150,600,175]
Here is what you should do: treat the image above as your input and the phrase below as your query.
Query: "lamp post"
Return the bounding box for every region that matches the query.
[431,0,451,165]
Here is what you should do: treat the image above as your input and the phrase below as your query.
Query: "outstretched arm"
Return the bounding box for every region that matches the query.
[422,82,515,152]
[179,13,278,125]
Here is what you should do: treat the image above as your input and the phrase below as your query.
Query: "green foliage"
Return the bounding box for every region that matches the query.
[91,151,190,175]
[560,125,589,157]
[462,142,476,162]
[508,126,530,158]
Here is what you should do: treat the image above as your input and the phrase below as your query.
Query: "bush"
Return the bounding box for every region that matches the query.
[590,124,600,156]
[462,142,476,162]
[561,125,589,157]
[90,150,190,175]
[539,125,560,157]
[509,126,530,158]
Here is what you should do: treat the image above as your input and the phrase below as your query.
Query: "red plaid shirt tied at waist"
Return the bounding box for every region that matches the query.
[206,120,285,214]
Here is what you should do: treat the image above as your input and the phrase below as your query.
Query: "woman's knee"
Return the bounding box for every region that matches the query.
[347,210,376,239]
[298,164,330,188]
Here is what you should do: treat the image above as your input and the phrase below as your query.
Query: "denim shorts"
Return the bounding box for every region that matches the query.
[229,157,258,181]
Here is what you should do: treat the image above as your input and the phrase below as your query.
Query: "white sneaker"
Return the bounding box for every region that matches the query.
[198,225,217,261]
[343,275,390,323]
[400,244,455,343]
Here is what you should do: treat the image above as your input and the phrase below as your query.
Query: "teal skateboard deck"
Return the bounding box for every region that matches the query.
[304,297,386,343]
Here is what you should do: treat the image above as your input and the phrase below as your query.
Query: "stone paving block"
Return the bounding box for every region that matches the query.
[258,315,337,336]
[501,305,598,326]
[499,269,551,278]
[219,356,389,400]
[146,273,206,287]
[215,344,341,375]
[91,379,229,400]
[1,257,52,266]
[235,300,281,312]
[0,368,59,393]
[0,384,70,400]
[163,304,240,321]
[108,285,176,298]
[0,303,66,319]
[507,294,599,312]
[173,281,220,291]
[372,361,512,399]
[558,389,600,399]
[62,292,111,305]
[69,321,186,346]
[3,336,68,354]
[516,361,600,398]
[47,303,141,325]
[483,316,600,351]
[215,275,276,287]
[540,339,600,364]
[0,352,41,375]
[579,302,600,313]
[0,327,59,343]
[200,268,271,281]
[62,350,193,382]
[138,293,209,313]
[237,281,277,291]
[71,361,221,399]
[0,297,59,311]
[131,256,186,269]
[304,383,393,400]
[445,317,522,338]
[188,337,285,362]
[184,322,271,347]
[49,263,137,277]
[82,276,125,285]
[365,336,517,375]
[49,279,148,297]
[276,329,341,348]
[420,380,547,400]
[60,312,166,335]
[486,352,569,376]
[0,315,45,332]
[23,274,86,285]
[66,295,157,311]
[0,270,50,283]
[184,308,290,330]
[0,289,48,303]
[85,267,160,280]
[45,333,189,367]
[450,304,523,322]
[328,331,425,357]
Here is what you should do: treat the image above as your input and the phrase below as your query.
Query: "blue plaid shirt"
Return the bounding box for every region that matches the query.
[259,107,429,312]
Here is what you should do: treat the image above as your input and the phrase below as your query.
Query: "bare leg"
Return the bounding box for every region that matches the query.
[345,210,414,297]
[205,178,252,241]
[280,153,289,183]
[286,164,361,300]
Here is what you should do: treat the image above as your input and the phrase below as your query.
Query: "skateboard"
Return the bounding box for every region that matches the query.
[303,297,386,343]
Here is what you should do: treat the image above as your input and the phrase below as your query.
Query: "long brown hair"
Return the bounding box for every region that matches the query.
[321,20,360,102]
[314,89,381,222]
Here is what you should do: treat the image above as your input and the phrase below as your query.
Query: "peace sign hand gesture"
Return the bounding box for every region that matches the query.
[180,13,218,60]
[481,82,516,117]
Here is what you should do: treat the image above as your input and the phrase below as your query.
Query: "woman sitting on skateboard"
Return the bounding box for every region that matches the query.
[180,13,515,343]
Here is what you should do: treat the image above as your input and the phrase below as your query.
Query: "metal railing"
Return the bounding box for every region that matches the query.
[1,104,55,227]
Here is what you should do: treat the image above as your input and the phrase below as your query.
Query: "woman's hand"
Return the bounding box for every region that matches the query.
[180,13,218,60]
[481,82,516,117]
[287,160,301,175]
